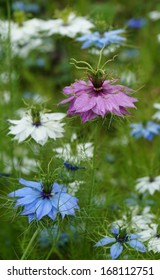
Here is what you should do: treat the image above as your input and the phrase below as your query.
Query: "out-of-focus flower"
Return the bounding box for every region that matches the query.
[48,12,94,38]
[152,103,160,120]
[53,142,93,163]
[8,178,79,223]
[12,1,40,13]
[112,206,155,231]
[120,71,136,86]
[139,224,160,253]
[8,109,66,145]
[125,192,155,207]
[67,180,84,196]
[89,45,120,56]
[127,18,147,29]
[119,49,140,62]
[2,153,37,175]
[135,176,160,195]
[76,29,126,49]
[130,121,160,140]
[148,11,160,21]
[94,227,146,259]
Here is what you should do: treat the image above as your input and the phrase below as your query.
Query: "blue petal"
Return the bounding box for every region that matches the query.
[111,227,119,235]
[94,237,116,247]
[28,214,36,223]
[127,240,146,252]
[21,201,38,215]
[110,242,123,259]
[130,234,139,239]
[35,199,52,220]
[15,194,39,206]
[52,182,66,193]
[51,193,79,218]
[47,209,58,221]
[8,187,37,198]
[19,178,42,190]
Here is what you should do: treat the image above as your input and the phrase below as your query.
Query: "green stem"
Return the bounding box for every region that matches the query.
[21,228,40,260]
[88,124,98,209]
[45,224,61,260]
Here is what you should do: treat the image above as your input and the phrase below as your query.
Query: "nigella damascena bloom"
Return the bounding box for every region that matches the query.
[8,178,79,223]
[94,227,146,259]
[8,108,66,145]
[60,57,137,123]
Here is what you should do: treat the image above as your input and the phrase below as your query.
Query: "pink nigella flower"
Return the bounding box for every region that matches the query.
[60,79,137,123]
[60,55,137,123]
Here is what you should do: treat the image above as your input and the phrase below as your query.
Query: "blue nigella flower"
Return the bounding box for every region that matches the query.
[125,192,155,207]
[94,227,146,259]
[12,1,40,13]
[64,161,85,171]
[127,18,147,29]
[76,29,126,49]
[130,121,160,140]
[8,178,79,223]
[39,224,78,248]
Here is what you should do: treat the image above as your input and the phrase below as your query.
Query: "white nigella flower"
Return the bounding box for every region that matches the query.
[120,70,136,86]
[8,109,66,145]
[112,206,155,231]
[135,176,160,195]
[131,206,155,231]
[48,12,94,38]
[148,11,160,21]
[67,180,84,196]
[138,224,158,241]
[53,142,93,163]
[152,103,160,120]
[0,14,93,57]
[3,155,37,175]
[139,224,160,253]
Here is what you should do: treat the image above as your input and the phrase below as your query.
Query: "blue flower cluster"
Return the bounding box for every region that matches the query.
[8,178,79,223]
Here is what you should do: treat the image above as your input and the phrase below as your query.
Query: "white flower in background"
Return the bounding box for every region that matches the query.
[138,224,160,253]
[120,70,136,86]
[53,142,93,163]
[89,45,120,56]
[131,206,155,231]
[67,180,84,196]
[48,12,94,38]
[148,11,160,21]
[3,155,37,175]
[152,103,160,120]
[112,206,155,231]
[8,110,66,145]
[135,176,160,195]
[0,13,93,57]
[157,34,160,43]
[0,91,10,104]
[92,194,107,207]
[138,224,157,241]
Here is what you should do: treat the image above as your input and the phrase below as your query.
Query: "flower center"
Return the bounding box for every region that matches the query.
[89,69,105,92]
[116,234,129,243]
[41,190,52,199]
[31,108,42,127]
[149,177,155,183]
[115,229,129,243]
[41,179,54,199]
